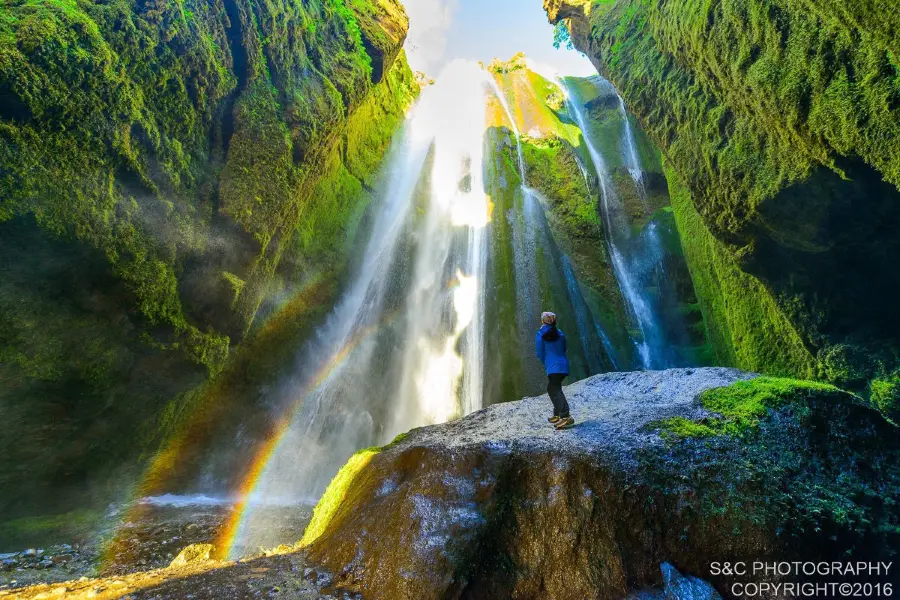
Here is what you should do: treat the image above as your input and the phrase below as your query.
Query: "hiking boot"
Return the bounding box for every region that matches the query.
[555,416,575,430]
[548,416,561,424]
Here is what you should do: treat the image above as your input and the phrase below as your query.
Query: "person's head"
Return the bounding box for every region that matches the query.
[541,312,557,326]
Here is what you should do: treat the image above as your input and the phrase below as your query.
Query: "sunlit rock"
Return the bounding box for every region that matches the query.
[168,544,216,568]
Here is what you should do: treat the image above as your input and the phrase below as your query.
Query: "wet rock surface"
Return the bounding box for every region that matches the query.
[1,551,329,600]
[302,368,900,599]
[0,503,311,593]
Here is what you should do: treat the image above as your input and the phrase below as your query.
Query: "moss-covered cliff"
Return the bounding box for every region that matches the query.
[545,0,900,403]
[0,0,417,519]
[482,55,710,382]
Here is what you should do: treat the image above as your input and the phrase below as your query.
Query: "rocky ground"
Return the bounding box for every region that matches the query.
[3,368,897,599]
[0,502,312,597]
[0,549,338,600]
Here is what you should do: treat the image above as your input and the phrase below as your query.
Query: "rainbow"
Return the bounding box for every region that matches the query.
[100,280,388,567]
[213,328,374,558]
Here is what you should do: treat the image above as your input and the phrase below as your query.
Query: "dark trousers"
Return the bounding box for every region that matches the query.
[547,374,570,418]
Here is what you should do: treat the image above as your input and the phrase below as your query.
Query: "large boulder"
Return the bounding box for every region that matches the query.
[301,368,899,599]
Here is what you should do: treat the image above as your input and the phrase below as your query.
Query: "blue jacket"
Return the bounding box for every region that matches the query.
[536,325,570,376]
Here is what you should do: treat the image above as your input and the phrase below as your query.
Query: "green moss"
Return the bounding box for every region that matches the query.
[0,0,416,519]
[870,372,900,422]
[656,376,843,439]
[386,431,410,447]
[300,446,381,546]
[652,416,718,440]
[666,162,817,377]
[561,0,900,391]
[330,0,373,79]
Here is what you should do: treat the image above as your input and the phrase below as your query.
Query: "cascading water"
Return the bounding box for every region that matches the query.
[619,96,646,199]
[226,63,675,555]
[487,76,616,381]
[231,61,492,553]
[560,76,676,369]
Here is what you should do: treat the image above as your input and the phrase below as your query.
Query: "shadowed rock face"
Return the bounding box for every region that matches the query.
[303,368,899,600]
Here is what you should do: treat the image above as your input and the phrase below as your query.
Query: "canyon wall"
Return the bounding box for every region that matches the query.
[0,0,417,519]
[545,0,900,410]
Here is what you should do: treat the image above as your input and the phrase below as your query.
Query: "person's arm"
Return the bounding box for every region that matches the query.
[561,332,567,355]
[535,331,545,363]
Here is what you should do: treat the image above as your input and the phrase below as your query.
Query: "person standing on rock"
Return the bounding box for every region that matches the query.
[536,312,575,430]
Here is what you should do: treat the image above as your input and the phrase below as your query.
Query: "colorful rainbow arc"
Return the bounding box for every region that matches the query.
[213,325,375,558]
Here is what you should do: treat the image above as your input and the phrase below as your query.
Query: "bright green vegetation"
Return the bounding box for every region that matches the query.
[483,63,631,392]
[640,376,899,559]
[300,446,381,547]
[870,372,900,422]
[655,376,845,439]
[665,163,817,378]
[300,430,409,544]
[555,0,900,402]
[653,417,718,440]
[0,0,416,520]
[489,64,633,367]
[483,61,711,377]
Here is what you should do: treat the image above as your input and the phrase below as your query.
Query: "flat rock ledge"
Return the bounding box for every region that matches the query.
[304,368,900,600]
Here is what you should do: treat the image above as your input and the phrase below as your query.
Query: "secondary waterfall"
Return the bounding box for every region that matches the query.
[560,76,683,369]
[487,76,615,382]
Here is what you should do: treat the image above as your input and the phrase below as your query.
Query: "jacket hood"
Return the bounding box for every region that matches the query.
[540,324,561,341]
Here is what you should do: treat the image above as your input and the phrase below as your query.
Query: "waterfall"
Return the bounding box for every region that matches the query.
[488,76,615,380]
[227,64,653,554]
[618,95,646,200]
[559,77,673,369]
[231,61,492,553]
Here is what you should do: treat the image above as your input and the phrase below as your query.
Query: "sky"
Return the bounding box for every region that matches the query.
[403,0,597,77]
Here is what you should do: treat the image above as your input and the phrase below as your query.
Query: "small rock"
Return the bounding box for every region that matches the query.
[661,562,722,600]
[51,555,71,564]
[169,543,216,568]
[22,549,37,557]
